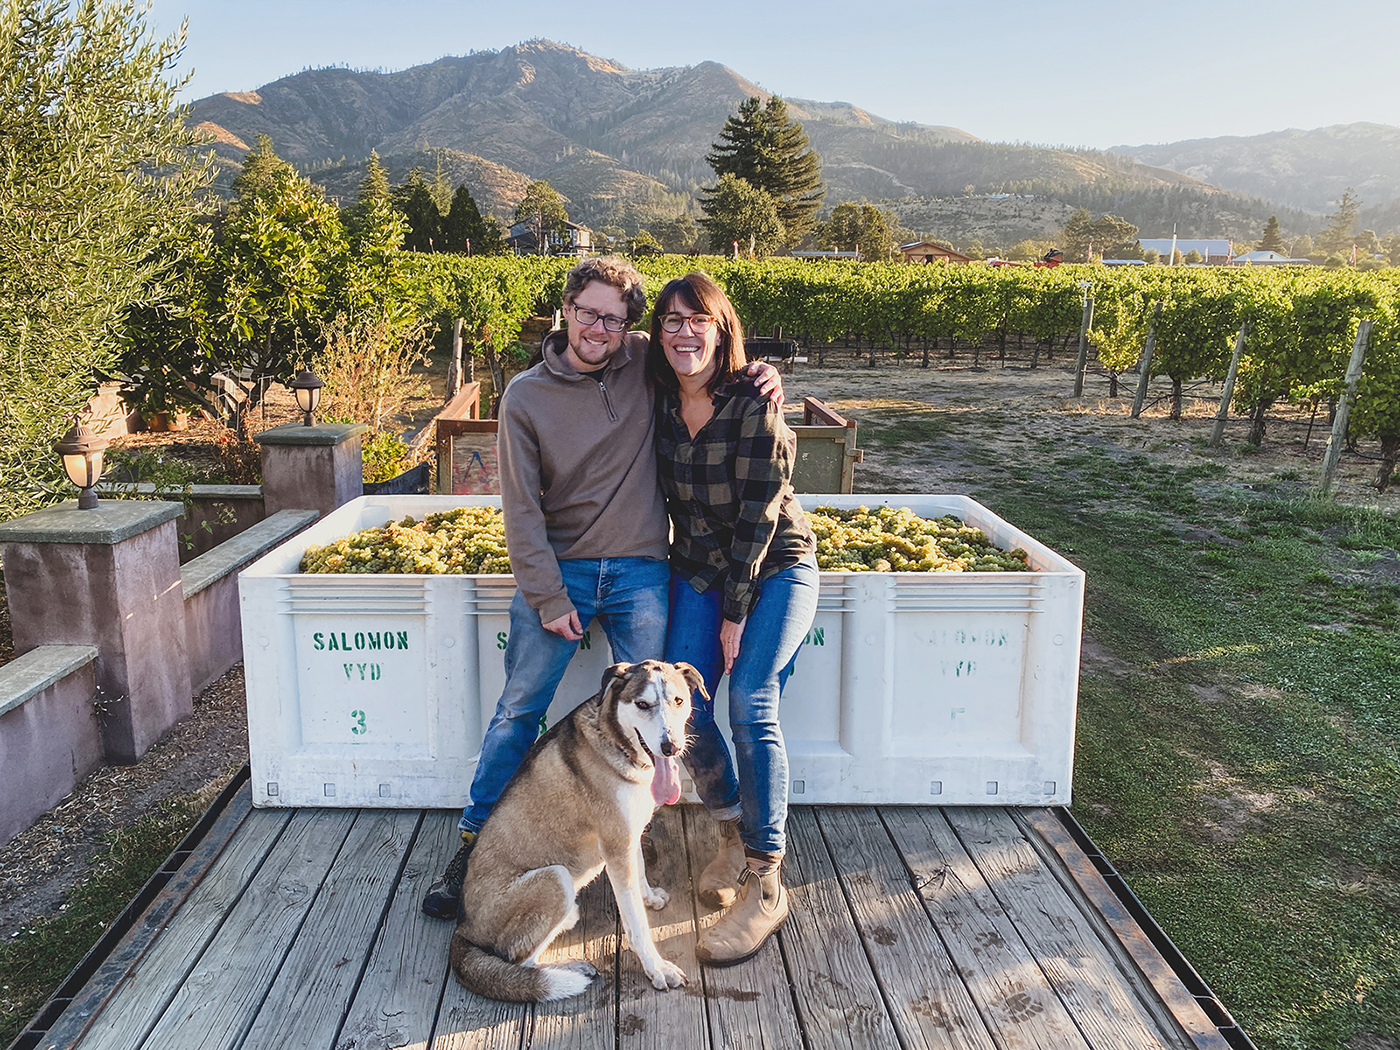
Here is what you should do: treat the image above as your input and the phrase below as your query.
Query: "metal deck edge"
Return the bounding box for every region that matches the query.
[1024,807,1258,1050]
[6,766,254,1050]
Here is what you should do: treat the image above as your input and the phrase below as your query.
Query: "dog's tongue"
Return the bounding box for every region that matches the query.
[651,755,681,806]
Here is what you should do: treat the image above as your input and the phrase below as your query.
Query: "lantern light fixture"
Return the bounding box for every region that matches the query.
[289,370,324,427]
[55,420,108,510]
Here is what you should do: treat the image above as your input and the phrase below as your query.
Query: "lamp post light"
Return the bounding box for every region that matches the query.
[289,370,324,427]
[55,420,109,510]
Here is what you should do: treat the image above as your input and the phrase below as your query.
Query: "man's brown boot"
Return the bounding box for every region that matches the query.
[695,849,788,966]
[697,818,745,908]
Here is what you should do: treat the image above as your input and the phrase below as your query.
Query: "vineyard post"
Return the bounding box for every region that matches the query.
[1209,320,1249,447]
[1130,301,1164,419]
[1072,291,1094,396]
[448,317,465,399]
[1317,318,1373,496]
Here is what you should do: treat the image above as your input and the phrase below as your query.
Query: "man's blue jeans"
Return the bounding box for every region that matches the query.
[459,556,669,832]
[663,555,819,856]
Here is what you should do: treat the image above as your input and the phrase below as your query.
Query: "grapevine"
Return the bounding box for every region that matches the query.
[808,505,1031,573]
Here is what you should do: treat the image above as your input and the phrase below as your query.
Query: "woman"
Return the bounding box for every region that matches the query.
[646,272,819,966]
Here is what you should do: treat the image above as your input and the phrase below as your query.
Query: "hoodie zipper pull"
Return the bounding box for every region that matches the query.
[597,378,618,422]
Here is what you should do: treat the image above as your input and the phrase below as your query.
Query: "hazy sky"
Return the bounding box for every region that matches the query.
[145,0,1400,149]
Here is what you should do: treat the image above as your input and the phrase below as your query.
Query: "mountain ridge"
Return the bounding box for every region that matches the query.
[187,39,1390,243]
[1112,123,1400,214]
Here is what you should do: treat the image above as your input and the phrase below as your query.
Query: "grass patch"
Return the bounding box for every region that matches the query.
[975,446,1400,1050]
[0,785,218,1046]
[857,406,1008,452]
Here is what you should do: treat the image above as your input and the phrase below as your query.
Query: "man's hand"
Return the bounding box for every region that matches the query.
[720,616,747,675]
[744,360,785,411]
[542,609,584,641]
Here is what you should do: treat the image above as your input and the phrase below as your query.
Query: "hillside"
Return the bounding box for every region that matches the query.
[188,39,1234,236]
[1113,123,1400,214]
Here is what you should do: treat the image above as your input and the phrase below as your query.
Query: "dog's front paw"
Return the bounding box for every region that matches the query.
[642,885,670,910]
[646,958,687,990]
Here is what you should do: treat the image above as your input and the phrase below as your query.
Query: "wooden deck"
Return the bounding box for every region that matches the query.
[24,782,1239,1050]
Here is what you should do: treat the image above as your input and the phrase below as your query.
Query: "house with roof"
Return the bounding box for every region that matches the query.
[899,241,972,264]
[507,220,593,256]
[1137,239,1232,265]
[1229,250,1315,266]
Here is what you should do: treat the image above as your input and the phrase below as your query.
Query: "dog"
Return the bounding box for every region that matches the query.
[449,659,702,1002]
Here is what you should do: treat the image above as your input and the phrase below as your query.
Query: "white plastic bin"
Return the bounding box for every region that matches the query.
[239,494,1083,808]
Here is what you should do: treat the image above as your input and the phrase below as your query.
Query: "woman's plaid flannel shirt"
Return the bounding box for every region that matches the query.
[657,378,815,623]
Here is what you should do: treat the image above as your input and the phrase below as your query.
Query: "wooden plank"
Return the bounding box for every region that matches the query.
[431,968,526,1050]
[40,785,256,1050]
[814,807,996,1050]
[243,809,422,1050]
[683,807,804,1050]
[944,808,1187,1050]
[527,861,618,1049]
[615,805,706,1050]
[337,811,462,1050]
[782,807,901,1049]
[71,806,294,1050]
[138,808,358,1050]
[1016,809,1233,1050]
[881,807,1092,1050]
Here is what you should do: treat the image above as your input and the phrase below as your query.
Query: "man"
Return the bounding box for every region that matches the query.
[423,257,782,917]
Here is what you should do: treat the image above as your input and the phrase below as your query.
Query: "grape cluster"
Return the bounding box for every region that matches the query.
[807,505,1031,573]
[300,507,512,575]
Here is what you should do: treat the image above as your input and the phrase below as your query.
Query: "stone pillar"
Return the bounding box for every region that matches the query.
[255,423,368,519]
[0,500,191,764]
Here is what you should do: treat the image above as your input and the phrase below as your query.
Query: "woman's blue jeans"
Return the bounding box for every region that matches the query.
[663,555,819,856]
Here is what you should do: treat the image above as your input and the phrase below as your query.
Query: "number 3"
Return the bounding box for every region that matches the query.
[351,709,367,735]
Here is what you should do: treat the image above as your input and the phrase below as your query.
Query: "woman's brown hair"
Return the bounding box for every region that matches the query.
[646,272,747,395]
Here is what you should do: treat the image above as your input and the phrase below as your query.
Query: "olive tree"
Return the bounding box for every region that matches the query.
[0,0,209,517]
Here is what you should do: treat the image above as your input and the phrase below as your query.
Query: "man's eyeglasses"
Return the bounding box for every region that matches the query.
[570,306,630,332]
[659,313,716,334]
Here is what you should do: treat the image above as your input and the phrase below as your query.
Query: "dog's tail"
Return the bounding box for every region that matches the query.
[449,928,592,1003]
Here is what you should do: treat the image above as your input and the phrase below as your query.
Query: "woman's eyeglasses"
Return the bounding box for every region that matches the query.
[659,313,716,334]
[570,306,629,332]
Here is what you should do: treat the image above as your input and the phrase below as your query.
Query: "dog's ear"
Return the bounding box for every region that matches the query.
[601,662,632,691]
[674,661,709,704]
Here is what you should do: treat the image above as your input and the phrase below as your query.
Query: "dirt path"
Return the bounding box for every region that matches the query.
[0,668,248,942]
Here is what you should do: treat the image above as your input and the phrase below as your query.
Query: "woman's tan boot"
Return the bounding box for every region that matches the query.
[697,818,745,908]
[696,849,788,966]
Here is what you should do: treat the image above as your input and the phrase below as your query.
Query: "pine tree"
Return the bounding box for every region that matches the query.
[344,150,393,242]
[703,96,824,245]
[393,169,441,252]
[1317,189,1361,255]
[441,184,504,255]
[1258,215,1287,253]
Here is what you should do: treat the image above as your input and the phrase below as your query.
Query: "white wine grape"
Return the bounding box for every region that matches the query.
[807,505,1030,572]
[300,505,1030,575]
